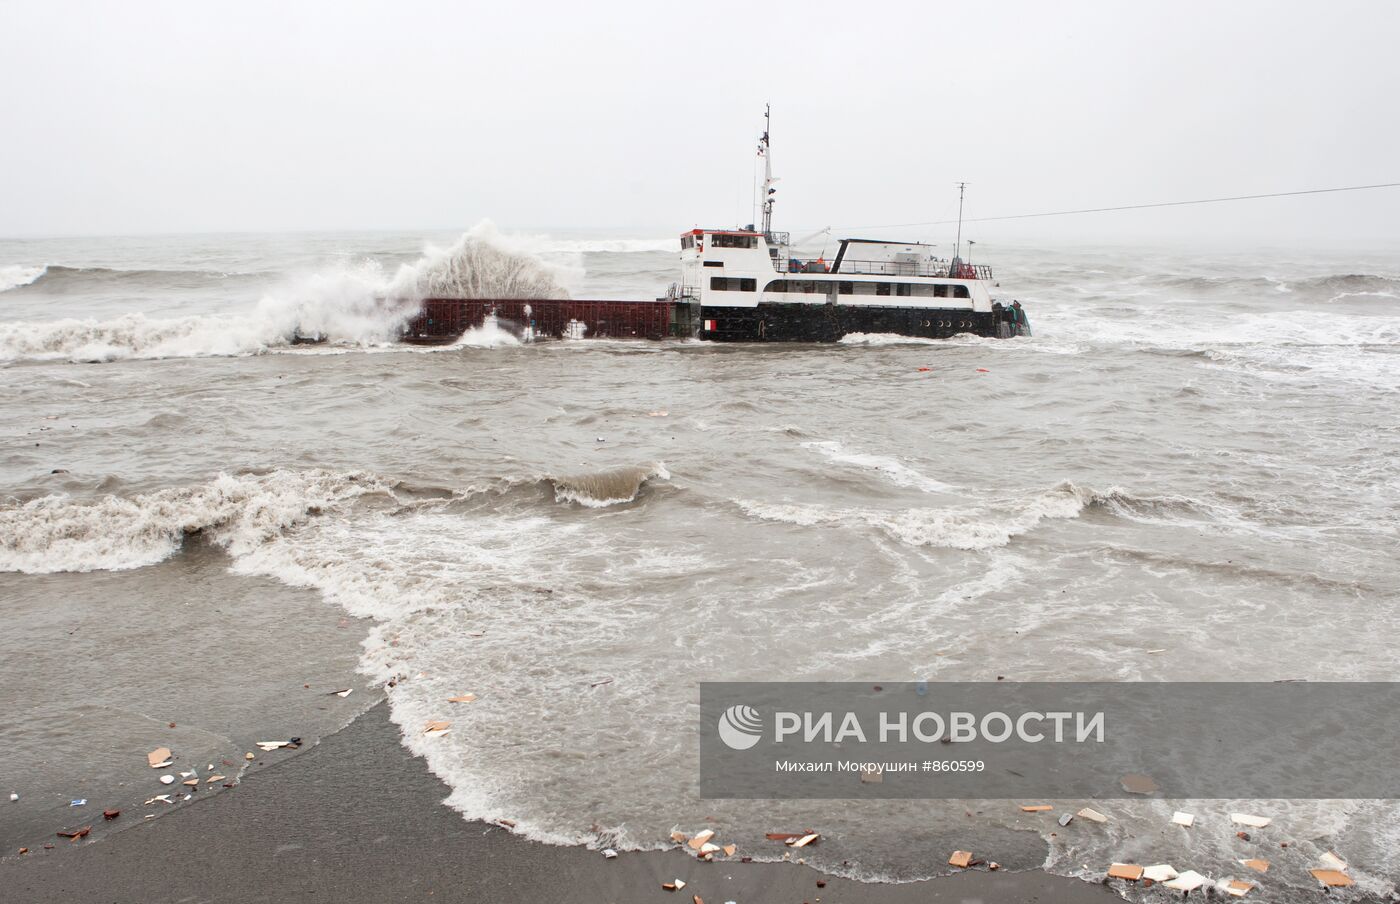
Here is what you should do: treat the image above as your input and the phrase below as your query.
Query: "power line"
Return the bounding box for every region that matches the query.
[833,182,1400,232]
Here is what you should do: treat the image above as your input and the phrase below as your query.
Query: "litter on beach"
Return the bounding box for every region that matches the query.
[1142,865,1178,882]
[329,688,353,698]
[102,809,120,820]
[1057,813,1073,827]
[1076,807,1109,823]
[147,747,172,767]
[1164,870,1209,891]
[700,842,721,854]
[1310,869,1354,887]
[1171,810,1195,827]
[245,752,255,760]
[144,795,171,805]
[1019,804,1053,812]
[57,826,91,840]
[159,774,175,784]
[948,850,974,868]
[670,831,687,843]
[206,775,225,783]
[788,833,820,848]
[722,844,736,856]
[423,720,451,735]
[1240,858,1270,873]
[8,793,17,802]
[447,694,477,703]
[1107,863,1143,881]
[661,879,686,891]
[256,741,290,751]
[1230,813,1271,828]
[69,799,86,806]
[687,829,715,849]
[182,779,199,787]
[1218,879,1255,897]
[765,833,804,841]
[601,848,617,859]
[1319,851,1348,871]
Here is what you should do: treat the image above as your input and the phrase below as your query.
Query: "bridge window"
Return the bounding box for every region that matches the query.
[875,283,891,296]
[711,277,756,291]
[703,261,724,268]
[711,234,757,248]
[681,235,695,250]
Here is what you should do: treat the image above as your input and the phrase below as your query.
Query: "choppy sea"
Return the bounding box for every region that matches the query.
[2,223,1398,900]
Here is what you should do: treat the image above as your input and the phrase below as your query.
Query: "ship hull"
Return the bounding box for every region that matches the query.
[698,303,1005,342]
[399,298,1020,344]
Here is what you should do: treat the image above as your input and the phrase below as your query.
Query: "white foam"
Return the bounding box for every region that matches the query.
[736,481,1106,550]
[0,470,389,574]
[0,264,45,293]
[802,440,957,493]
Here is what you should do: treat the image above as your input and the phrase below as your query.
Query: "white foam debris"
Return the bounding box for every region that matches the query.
[1076,807,1109,823]
[1319,851,1348,871]
[1230,813,1271,828]
[1172,810,1195,827]
[1142,864,1178,882]
[1165,870,1209,891]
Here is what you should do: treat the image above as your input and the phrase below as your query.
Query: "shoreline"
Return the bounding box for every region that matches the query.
[1,701,1122,903]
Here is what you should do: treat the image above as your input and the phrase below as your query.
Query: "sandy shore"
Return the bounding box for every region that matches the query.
[0,702,1123,903]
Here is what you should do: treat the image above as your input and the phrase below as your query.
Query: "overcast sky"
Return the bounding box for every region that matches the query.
[2,0,1397,244]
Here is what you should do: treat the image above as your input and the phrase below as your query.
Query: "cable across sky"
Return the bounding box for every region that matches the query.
[833,181,1400,232]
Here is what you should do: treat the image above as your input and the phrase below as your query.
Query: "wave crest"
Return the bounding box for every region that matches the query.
[0,470,390,574]
[549,463,670,508]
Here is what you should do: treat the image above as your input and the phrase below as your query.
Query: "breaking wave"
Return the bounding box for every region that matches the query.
[0,264,47,293]
[737,482,1201,550]
[549,463,670,507]
[0,470,391,574]
[0,221,573,364]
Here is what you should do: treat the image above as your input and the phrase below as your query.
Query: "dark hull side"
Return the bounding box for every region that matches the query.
[398,298,1021,344]
[700,303,1004,342]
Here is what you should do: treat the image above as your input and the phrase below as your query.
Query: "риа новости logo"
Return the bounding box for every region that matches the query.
[717,704,763,750]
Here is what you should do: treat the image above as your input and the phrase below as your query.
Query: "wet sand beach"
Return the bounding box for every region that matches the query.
[0,702,1124,904]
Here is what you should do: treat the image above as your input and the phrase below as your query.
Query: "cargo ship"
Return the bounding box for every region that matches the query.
[401,110,1028,345]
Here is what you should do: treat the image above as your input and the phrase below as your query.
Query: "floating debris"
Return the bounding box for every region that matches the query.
[1057,813,1074,827]
[1142,865,1179,882]
[670,831,688,843]
[182,779,199,787]
[1171,810,1195,827]
[1076,807,1109,824]
[722,844,736,856]
[1164,870,1209,892]
[1310,869,1354,888]
[687,829,715,850]
[1020,804,1053,812]
[56,826,91,840]
[1240,859,1270,873]
[788,832,820,848]
[329,689,353,698]
[69,799,86,807]
[143,795,171,805]
[1319,851,1348,871]
[245,752,255,760]
[1231,813,1271,828]
[159,775,175,785]
[601,848,618,859]
[8,793,17,802]
[423,720,451,735]
[1218,879,1255,897]
[661,878,686,891]
[206,775,225,783]
[147,747,172,768]
[948,850,974,868]
[102,809,120,820]
[1107,863,1143,881]
[447,694,477,703]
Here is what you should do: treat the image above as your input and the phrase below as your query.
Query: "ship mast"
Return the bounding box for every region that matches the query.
[758,105,776,238]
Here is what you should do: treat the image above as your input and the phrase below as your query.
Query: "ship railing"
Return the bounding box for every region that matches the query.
[772,257,992,279]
